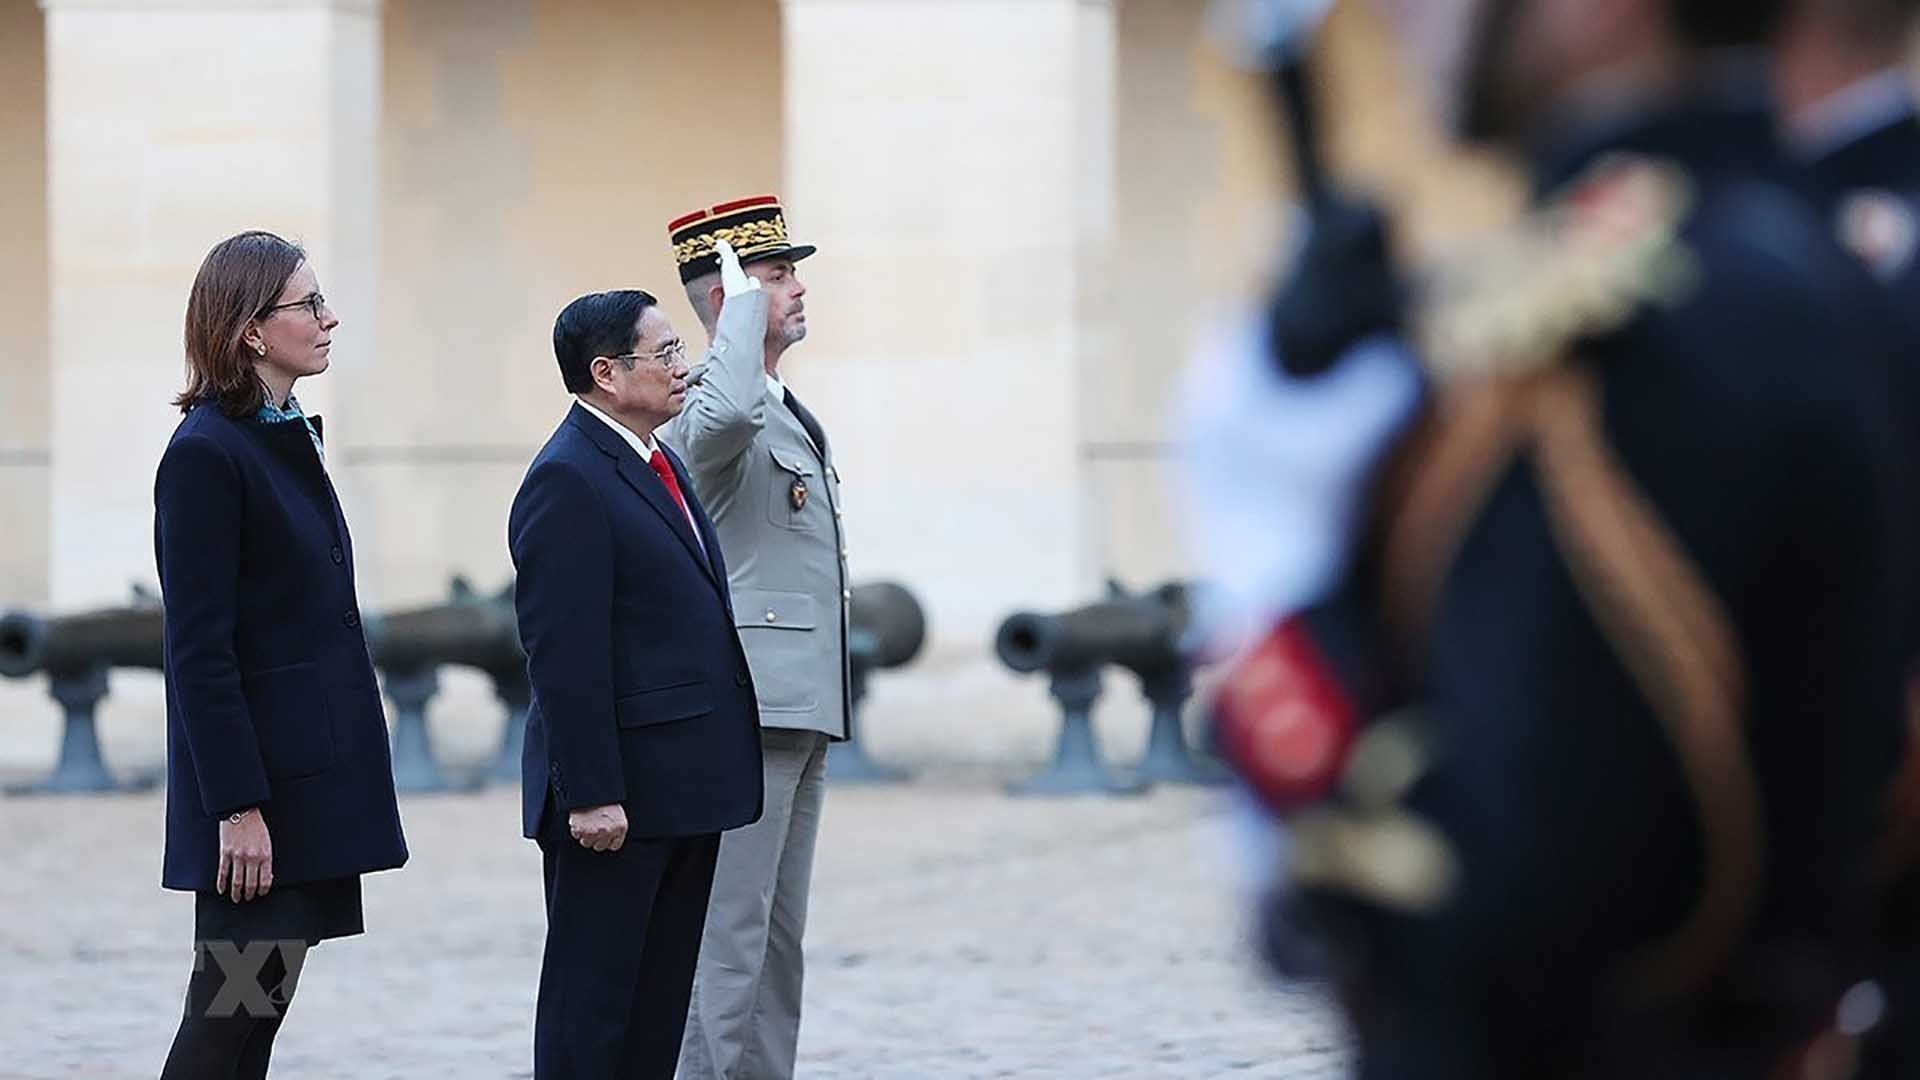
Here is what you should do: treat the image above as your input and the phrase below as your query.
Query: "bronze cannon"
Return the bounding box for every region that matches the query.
[0,600,165,680]
[832,582,929,783]
[0,593,165,793]
[361,578,524,793]
[994,582,1189,678]
[993,581,1222,795]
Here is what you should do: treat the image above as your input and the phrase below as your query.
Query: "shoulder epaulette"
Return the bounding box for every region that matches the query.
[1416,153,1699,379]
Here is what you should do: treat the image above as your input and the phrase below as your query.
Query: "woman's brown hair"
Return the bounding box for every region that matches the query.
[176,231,307,416]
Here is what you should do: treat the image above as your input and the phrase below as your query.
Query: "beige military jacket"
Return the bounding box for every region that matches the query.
[658,290,850,739]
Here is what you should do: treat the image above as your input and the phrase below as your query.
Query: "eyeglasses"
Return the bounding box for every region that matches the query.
[607,339,688,371]
[258,293,329,322]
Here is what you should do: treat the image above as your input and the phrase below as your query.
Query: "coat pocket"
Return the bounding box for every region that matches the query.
[614,678,716,729]
[733,588,819,712]
[766,444,818,531]
[240,661,336,780]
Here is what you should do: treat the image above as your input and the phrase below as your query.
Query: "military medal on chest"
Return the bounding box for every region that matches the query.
[789,476,809,512]
[1837,188,1919,281]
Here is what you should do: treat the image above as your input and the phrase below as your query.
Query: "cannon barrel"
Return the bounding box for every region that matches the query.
[994,582,1190,676]
[848,582,926,671]
[364,592,522,676]
[0,606,166,679]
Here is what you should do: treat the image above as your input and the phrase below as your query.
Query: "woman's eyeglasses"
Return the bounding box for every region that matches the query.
[258,293,328,321]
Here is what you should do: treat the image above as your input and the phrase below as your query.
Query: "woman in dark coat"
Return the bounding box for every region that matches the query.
[156,231,407,1078]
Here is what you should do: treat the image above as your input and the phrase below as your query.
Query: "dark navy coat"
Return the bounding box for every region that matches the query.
[508,403,763,841]
[154,402,407,892]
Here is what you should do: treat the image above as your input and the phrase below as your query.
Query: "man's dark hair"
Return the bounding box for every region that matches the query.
[552,289,657,395]
[1672,0,1788,47]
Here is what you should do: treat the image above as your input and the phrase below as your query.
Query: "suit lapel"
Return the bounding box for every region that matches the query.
[567,405,719,587]
[304,415,353,546]
[250,412,345,544]
[616,455,721,586]
[661,444,728,588]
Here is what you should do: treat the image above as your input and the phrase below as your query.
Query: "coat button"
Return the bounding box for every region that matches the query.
[343,609,360,628]
[330,545,345,565]
[734,670,750,687]
[765,610,778,623]
[842,589,851,602]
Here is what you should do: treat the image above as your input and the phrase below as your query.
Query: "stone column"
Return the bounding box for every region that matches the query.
[41,0,381,608]
[779,0,1117,643]
[0,1,50,608]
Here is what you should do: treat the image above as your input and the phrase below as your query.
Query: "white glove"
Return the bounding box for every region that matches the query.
[714,237,760,298]
[1176,316,1423,640]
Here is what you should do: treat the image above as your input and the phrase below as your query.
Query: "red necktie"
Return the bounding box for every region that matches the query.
[647,447,704,552]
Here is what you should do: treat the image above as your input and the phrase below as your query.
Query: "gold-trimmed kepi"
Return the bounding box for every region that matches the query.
[668,195,816,284]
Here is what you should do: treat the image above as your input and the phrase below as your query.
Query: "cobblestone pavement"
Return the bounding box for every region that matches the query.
[0,654,1348,1078]
[0,782,1348,1079]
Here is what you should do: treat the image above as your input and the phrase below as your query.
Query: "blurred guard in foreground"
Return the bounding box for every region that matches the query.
[1200,0,1919,1075]
[1774,4,1920,1075]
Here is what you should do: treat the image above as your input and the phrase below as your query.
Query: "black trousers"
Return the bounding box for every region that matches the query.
[534,812,722,1080]
[160,878,359,1079]
[160,941,303,1080]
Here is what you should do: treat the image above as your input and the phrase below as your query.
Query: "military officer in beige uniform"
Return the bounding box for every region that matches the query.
[660,197,848,1080]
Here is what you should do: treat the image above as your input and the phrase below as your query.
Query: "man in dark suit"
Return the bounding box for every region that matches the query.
[509,288,764,1079]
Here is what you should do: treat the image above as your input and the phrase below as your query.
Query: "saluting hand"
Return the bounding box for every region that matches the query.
[569,803,628,853]
[714,237,761,299]
[217,807,273,903]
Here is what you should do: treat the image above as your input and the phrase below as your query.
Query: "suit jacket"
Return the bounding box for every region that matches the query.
[508,403,763,840]
[658,290,852,740]
[153,402,408,891]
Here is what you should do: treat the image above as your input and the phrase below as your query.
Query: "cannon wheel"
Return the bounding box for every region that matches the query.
[1134,668,1232,786]
[1006,668,1149,797]
[826,630,912,785]
[6,666,160,796]
[384,666,481,795]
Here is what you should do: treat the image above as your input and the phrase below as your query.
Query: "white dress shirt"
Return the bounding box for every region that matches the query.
[1175,317,1422,647]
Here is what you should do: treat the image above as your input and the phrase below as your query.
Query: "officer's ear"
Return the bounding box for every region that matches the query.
[707,280,726,319]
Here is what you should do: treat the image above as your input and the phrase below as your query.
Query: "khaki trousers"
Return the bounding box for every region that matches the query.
[677,728,828,1080]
